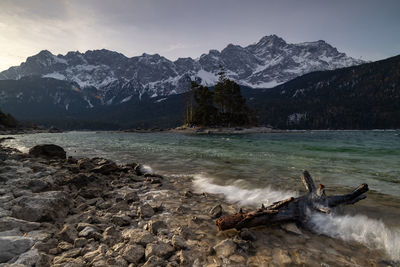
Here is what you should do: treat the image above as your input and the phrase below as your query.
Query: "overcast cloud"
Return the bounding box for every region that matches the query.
[0,0,399,71]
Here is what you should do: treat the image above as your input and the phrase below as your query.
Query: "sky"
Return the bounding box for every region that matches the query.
[0,0,399,71]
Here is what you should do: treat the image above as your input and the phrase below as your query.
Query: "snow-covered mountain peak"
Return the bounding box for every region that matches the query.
[0,35,365,105]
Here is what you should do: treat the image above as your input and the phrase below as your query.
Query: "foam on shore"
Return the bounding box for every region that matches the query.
[192,173,297,207]
[309,212,400,261]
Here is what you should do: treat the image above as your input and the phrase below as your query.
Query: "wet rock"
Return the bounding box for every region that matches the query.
[122,229,155,246]
[281,222,303,235]
[247,255,272,267]
[0,236,34,262]
[29,144,66,159]
[272,248,292,265]
[134,164,144,176]
[11,191,70,222]
[122,244,145,264]
[145,242,174,260]
[184,190,193,198]
[138,203,155,218]
[239,228,257,241]
[209,204,223,218]
[213,239,237,257]
[148,220,167,235]
[171,235,187,250]
[57,224,78,243]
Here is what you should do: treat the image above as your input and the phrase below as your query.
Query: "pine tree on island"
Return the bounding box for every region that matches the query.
[185,68,254,127]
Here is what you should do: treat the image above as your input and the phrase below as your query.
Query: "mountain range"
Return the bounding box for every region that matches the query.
[0,35,363,107]
[1,35,398,130]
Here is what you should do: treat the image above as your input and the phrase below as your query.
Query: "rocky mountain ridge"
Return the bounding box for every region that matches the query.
[0,35,363,106]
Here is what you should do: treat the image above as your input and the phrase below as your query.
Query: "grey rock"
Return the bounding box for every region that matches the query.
[103,226,121,245]
[90,162,119,175]
[35,253,52,267]
[145,242,174,260]
[111,214,131,226]
[213,239,237,257]
[142,255,164,267]
[0,217,40,232]
[122,191,139,203]
[171,235,187,250]
[78,226,98,238]
[58,224,78,243]
[11,191,70,222]
[122,229,155,246]
[239,228,257,241]
[148,220,167,235]
[281,222,303,235]
[58,241,73,251]
[14,248,39,266]
[28,144,66,159]
[73,238,87,248]
[122,244,144,264]
[0,236,34,262]
[209,204,223,218]
[138,203,154,218]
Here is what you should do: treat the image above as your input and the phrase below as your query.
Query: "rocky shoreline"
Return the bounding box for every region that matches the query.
[0,140,394,266]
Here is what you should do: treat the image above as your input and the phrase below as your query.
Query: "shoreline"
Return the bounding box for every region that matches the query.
[0,140,396,266]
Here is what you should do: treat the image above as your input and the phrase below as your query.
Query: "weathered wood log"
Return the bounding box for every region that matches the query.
[216,170,368,231]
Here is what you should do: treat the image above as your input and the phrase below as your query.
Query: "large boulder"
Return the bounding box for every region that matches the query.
[0,236,34,263]
[29,144,66,159]
[11,191,70,222]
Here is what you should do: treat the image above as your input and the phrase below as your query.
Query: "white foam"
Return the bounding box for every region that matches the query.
[309,212,400,261]
[192,173,297,207]
[142,164,154,174]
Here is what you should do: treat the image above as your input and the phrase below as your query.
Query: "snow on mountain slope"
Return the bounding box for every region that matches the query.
[0,35,364,105]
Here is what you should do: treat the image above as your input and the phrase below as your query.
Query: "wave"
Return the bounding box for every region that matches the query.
[192,173,297,207]
[192,173,400,261]
[309,212,400,261]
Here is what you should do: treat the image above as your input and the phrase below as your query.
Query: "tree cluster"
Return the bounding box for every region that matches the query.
[185,75,256,127]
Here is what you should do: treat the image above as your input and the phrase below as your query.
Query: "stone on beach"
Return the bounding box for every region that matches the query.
[28,144,66,159]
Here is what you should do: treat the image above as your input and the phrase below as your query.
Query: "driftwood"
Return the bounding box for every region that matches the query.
[216,170,368,231]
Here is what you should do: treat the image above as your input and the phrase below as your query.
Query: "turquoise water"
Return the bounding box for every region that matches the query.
[6,130,400,196]
[4,130,400,260]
